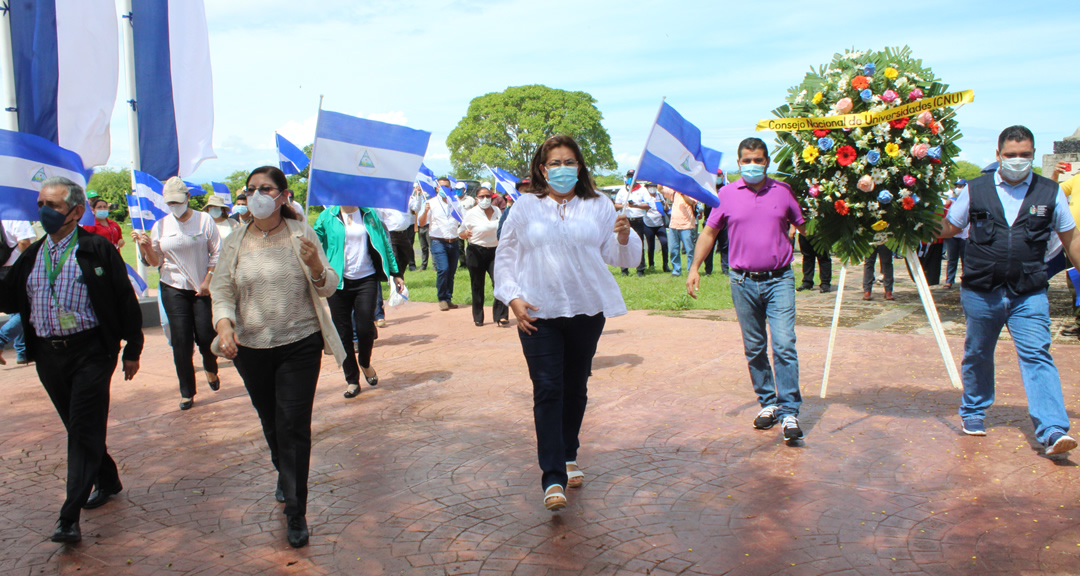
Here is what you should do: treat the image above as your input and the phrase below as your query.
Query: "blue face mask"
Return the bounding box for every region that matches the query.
[39,205,72,235]
[547,166,579,194]
[95,209,109,220]
[625,177,633,186]
[740,163,767,184]
[235,205,249,215]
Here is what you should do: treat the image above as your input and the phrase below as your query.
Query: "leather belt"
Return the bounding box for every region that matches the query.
[732,266,790,280]
[39,327,101,349]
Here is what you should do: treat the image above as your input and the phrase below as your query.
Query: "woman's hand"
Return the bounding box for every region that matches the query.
[459,229,472,240]
[131,231,150,248]
[215,319,240,359]
[297,237,323,273]
[509,298,539,334]
[614,214,631,245]
[393,276,406,294]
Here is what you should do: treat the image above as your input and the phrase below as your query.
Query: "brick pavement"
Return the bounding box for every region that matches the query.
[1,301,1079,576]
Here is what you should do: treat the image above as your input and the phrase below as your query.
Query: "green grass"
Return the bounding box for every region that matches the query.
[118,220,733,312]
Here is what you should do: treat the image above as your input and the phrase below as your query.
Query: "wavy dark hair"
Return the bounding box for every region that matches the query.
[246,165,299,220]
[527,135,598,199]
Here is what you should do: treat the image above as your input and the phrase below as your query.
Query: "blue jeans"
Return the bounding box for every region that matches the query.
[518,313,606,490]
[0,313,26,360]
[730,268,801,416]
[943,237,965,285]
[667,228,695,275]
[429,238,459,303]
[959,287,1069,444]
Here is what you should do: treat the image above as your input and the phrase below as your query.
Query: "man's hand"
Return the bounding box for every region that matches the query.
[509,298,539,334]
[686,270,701,299]
[459,229,472,240]
[123,360,139,380]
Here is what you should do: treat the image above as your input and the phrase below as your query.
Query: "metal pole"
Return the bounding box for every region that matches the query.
[0,4,19,131]
[624,97,666,215]
[120,1,147,279]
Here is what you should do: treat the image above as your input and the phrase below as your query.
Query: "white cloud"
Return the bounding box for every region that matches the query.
[277,117,318,148]
[367,111,408,125]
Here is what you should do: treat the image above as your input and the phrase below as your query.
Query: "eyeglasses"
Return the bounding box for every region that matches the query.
[545,160,579,168]
[244,185,279,196]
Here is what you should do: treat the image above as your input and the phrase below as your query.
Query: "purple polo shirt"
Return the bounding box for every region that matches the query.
[705,177,804,272]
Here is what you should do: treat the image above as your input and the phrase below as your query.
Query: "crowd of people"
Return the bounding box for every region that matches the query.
[2,126,1079,549]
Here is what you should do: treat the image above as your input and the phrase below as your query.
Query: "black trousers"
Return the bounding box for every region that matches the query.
[798,235,832,288]
[417,225,430,269]
[159,282,217,398]
[465,244,508,324]
[518,313,606,490]
[642,224,669,270]
[36,329,121,522]
[233,331,322,517]
[389,229,414,272]
[621,218,647,274]
[327,275,379,384]
[704,226,729,275]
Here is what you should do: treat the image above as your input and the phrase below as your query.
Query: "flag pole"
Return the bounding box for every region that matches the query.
[304,95,323,219]
[120,1,148,281]
[0,6,18,131]
[625,97,666,215]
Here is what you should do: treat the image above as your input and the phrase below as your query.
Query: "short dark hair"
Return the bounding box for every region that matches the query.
[527,134,598,200]
[91,198,109,209]
[235,193,247,202]
[997,125,1034,150]
[737,137,769,160]
[246,166,299,220]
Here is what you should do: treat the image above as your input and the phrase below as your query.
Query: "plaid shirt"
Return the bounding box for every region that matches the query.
[27,229,99,337]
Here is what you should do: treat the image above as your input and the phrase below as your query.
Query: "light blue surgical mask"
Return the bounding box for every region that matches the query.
[546,166,579,194]
[740,163,767,184]
[208,207,223,219]
[95,209,109,220]
[235,205,249,215]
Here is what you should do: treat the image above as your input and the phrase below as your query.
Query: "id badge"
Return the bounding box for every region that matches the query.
[58,309,77,331]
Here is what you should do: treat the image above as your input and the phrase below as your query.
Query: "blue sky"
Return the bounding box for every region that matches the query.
[105,0,1080,183]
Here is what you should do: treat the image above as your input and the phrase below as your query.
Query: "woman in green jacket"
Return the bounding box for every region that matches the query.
[314,206,404,398]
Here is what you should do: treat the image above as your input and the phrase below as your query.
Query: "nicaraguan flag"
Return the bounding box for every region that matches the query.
[211,182,233,207]
[307,109,431,211]
[0,129,92,221]
[636,102,722,208]
[127,170,170,230]
[487,165,521,200]
[276,133,310,175]
[130,0,216,179]
[9,0,118,168]
[126,263,148,298]
[417,163,438,198]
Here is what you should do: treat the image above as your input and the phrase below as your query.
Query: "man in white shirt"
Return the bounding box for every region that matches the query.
[418,178,462,310]
[0,220,36,364]
[614,169,650,277]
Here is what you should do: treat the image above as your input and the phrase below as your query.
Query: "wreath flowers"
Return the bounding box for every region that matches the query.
[770,47,962,262]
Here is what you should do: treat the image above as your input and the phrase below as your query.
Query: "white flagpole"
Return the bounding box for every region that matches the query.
[0,6,17,131]
[625,97,666,215]
[905,248,962,389]
[304,95,323,219]
[820,265,847,398]
[120,1,149,282]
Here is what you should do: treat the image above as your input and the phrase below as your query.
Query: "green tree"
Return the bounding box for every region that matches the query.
[447,85,616,179]
[951,160,983,182]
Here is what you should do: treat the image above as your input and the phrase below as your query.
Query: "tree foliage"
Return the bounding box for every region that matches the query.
[87,167,133,222]
[951,160,983,182]
[447,85,616,179]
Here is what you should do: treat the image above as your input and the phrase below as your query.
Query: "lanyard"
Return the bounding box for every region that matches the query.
[43,238,77,305]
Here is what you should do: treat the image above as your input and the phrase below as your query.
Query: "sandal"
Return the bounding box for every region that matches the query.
[544,485,567,511]
[566,461,584,489]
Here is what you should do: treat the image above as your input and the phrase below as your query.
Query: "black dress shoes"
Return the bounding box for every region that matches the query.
[179,399,193,410]
[796,284,813,292]
[51,519,81,543]
[286,515,309,548]
[820,285,832,293]
[84,482,123,509]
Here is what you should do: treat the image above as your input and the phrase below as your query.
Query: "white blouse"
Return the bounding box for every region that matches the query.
[458,205,502,248]
[151,210,221,291]
[494,193,642,320]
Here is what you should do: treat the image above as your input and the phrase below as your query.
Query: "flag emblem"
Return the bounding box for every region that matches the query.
[31,167,48,184]
[357,150,377,175]
[679,155,692,173]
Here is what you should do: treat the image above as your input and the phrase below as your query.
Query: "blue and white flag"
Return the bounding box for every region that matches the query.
[636,102,722,208]
[127,263,148,298]
[487,165,521,200]
[276,133,310,175]
[9,0,118,168]
[417,163,438,198]
[211,182,233,207]
[1069,268,1080,306]
[130,0,216,179]
[0,129,92,221]
[127,170,170,231]
[307,109,431,211]
[442,176,466,222]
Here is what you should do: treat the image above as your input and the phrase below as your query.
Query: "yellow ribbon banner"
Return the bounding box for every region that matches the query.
[756,89,974,132]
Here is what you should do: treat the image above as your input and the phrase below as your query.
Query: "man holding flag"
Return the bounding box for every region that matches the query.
[614,170,649,277]
[418,177,463,310]
[686,138,807,443]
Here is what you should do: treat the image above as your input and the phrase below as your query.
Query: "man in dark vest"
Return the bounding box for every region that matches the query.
[939,125,1080,458]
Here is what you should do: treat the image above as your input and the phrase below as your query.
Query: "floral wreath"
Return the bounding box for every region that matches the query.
[769,47,962,263]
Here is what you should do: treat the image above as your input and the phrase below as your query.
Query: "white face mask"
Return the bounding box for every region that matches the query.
[999,157,1032,182]
[208,207,223,219]
[248,191,278,220]
[477,198,492,210]
[169,204,188,219]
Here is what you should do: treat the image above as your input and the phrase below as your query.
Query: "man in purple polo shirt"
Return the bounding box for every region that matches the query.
[687,137,807,442]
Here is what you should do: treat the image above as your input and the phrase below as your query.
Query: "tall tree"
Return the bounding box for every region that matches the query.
[447,85,616,179]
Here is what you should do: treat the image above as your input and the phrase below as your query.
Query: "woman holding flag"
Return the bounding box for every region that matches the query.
[494,135,641,511]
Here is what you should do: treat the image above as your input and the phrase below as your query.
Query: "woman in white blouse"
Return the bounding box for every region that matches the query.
[210,166,344,549]
[458,185,507,326]
[132,177,222,411]
[494,135,641,512]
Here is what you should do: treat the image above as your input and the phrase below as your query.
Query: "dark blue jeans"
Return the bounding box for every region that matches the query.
[730,269,801,417]
[518,313,606,490]
[429,238,459,303]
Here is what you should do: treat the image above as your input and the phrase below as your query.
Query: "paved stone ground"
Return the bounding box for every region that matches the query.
[2,296,1079,576]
